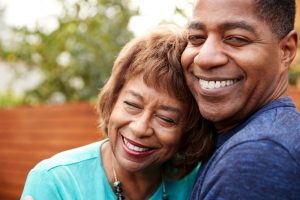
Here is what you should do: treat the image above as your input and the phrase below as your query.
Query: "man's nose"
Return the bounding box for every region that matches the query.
[129,112,154,137]
[194,36,228,69]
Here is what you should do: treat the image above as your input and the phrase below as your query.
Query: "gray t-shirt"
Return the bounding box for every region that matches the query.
[191,97,300,199]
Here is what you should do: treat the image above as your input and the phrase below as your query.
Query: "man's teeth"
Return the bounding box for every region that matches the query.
[123,138,150,152]
[200,79,238,89]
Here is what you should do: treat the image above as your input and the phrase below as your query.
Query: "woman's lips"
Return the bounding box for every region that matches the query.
[122,136,156,156]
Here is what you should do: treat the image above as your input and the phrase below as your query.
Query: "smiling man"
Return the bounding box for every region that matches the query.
[182,0,300,199]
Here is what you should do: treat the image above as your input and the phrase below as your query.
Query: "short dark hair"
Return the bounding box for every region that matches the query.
[253,0,296,40]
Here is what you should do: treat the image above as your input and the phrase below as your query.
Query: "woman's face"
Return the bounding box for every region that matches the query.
[107,76,187,173]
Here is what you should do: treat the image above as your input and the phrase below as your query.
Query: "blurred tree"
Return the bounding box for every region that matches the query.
[2,0,136,104]
[0,6,8,57]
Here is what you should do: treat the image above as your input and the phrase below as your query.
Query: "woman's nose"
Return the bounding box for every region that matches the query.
[194,36,228,70]
[129,112,154,137]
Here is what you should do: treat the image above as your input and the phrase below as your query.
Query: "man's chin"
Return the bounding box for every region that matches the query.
[199,109,239,132]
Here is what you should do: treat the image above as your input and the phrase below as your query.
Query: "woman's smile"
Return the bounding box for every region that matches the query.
[122,136,156,157]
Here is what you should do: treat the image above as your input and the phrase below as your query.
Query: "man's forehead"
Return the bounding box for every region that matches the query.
[189,0,263,32]
[192,0,256,18]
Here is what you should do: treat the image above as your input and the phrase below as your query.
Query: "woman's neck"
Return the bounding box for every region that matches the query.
[101,141,162,200]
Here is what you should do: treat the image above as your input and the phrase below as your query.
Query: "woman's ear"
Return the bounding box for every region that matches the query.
[279,30,298,70]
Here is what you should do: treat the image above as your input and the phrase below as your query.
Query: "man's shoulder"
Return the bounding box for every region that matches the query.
[228,99,300,152]
[199,138,300,199]
[196,103,300,199]
[249,97,300,130]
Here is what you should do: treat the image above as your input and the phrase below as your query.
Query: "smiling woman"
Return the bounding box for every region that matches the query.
[21,25,215,200]
[106,76,187,173]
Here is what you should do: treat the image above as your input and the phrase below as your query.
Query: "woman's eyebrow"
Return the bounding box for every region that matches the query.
[158,105,182,115]
[125,90,143,100]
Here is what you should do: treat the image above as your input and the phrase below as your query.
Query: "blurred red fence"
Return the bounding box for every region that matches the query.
[0,87,299,200]
[0,102,103,200]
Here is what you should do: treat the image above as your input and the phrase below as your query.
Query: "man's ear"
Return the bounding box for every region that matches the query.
[279,30,298,71]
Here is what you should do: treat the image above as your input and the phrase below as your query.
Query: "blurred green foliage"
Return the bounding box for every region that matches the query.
[288,69,299,85]
[1,0,298,107]
[0,92,25,108]
[1,0,137,104]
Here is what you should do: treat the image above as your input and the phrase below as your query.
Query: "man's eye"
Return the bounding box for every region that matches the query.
[188,35,206,45]
[224,36,251,46]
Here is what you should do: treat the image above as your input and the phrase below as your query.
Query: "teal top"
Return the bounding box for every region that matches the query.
[21,139,199,200]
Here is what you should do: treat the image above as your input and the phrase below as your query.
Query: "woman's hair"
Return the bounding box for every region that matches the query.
[97,25,215,178]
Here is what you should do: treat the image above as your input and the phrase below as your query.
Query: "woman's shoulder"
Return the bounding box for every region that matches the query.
[32,139,108,172]
[22,139,111,199]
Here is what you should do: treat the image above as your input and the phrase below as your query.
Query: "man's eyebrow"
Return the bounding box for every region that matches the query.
[187,21,205,30]
[219,21,257,34]
[187,20,257,35]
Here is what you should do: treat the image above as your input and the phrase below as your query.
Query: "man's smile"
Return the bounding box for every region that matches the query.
[199,78,240,90]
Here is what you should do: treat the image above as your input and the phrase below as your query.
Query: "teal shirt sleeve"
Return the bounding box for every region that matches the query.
[21,170,61,200]
[20,140,113,200]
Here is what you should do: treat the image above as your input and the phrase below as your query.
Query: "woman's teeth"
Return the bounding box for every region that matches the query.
[123,138,150,152]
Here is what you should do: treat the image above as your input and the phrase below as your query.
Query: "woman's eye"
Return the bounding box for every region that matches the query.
[156,115,176,125]
[224,36,251,46]
[123,101,141,110]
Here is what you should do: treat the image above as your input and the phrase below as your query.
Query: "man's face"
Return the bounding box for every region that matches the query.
[181,0,286,132]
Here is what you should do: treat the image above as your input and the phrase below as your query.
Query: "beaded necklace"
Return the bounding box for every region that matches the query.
[112,165,168,200]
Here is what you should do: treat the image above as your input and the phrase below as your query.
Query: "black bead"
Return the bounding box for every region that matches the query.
[117,187,123,192]
[117,195,125,200]
[114,180,125,199]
